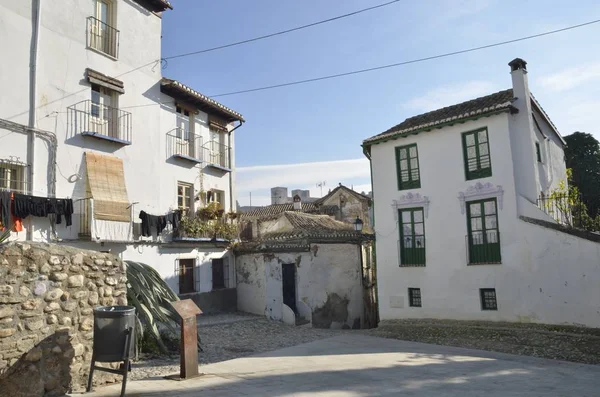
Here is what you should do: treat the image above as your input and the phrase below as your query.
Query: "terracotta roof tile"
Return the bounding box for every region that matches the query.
[240,203,338,220]
[364,89,516,144]
[262,212,359,240]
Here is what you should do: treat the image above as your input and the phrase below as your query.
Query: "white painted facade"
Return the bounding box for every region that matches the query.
[367,59,600,327]
[236,244,364,329]
[0,0,242,298]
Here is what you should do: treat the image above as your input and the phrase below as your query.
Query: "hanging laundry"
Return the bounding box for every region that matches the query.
[139,210,182,237]
[0,190,10,229]
[13,193,74,227]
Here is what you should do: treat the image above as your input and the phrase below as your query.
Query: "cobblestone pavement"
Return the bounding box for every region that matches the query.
[130,313,344,380]
[363,319,600,365]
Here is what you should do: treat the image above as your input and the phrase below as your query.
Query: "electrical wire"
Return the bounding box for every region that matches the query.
[163,0,402,61]
[208,18,600,97]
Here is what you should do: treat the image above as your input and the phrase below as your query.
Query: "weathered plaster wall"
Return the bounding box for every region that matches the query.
[0,242,127,396]
[320,191,371,230]
[236,244,363,328]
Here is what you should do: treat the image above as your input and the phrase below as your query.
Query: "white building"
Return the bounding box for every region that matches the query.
[363,58,600,327]
[0,0,243,311]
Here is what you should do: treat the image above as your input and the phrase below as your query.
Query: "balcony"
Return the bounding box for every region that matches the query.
[68,100,132,145]
[166,129,203,164]
[202,141,231,172]
[87,16,119,59]
[466,231,501,265]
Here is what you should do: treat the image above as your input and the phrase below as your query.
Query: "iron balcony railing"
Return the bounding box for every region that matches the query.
[87,16,119,58]
[203,141,230,170]
[466,230,501,265]
[166,129,203,162]
[68,100,132,144]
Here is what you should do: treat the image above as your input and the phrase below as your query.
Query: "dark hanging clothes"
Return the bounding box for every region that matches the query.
[0,191,11,227]
[139,210,182,237]
[12,194,74,227]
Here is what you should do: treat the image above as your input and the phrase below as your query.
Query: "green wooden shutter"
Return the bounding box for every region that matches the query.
[395,144,421,190]
[466,199,501,264]
[462,128,492,180]
[399,208,426,266]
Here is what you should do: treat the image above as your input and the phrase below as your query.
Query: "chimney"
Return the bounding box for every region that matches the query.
[293,194,302,211]
[508,58,540,205]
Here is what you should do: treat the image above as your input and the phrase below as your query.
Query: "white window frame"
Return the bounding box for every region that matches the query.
[177,182,194,215]
[0,163,25,193]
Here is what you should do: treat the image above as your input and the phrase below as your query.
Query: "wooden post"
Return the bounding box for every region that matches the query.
[170,299,203,380]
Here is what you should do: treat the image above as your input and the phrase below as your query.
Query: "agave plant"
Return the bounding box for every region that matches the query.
[0,228,10,245]
[125,260,183,354]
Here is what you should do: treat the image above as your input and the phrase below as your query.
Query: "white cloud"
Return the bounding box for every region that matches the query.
[236,158,371,207]
[538,62,600,92]
[236,158,370,192]
[404,81,498,112]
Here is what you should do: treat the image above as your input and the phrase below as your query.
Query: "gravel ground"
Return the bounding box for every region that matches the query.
[130,314,344,380]
[363,319,600,365]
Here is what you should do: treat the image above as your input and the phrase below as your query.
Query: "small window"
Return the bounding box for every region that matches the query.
[536,142,542,163]
[462,128,492,180]
[480,288,498,310]
[408,288,422,307]
[0,163,26,193]
[177,182,194,215]
[395,144,421,190]
[178,258,195,294]
[467,199,501,264]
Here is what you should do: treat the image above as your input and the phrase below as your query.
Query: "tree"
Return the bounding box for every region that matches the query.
[563,132,600,217]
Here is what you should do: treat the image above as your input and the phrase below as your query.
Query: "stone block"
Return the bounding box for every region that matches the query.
[74,291,88,300]
[50,272,68,281]
[94,259,105,266]
[79,300,88,308]
[0,307,14,319]
[21,299,42,310]
[60,291,70,301]
[71,253,84,266]
[0,328,16,338]
[98,287,104,298]
[26,264,37,272]
[73,343,85,357]
[52,346,62,354]
[67,275,84,288]
[69,265,81,273]
[33,282,47,296]
[105,260,113,267]
[88,292,99,305]
[19,311,42,319]
[0,318,13,325]
[19,286,30,297]
[100,297,114,306]
[0,296,24,304]
[17,338,36,352]
[40,263,51,274]
[0,285,14,295]
[61,301,78,312]
[8,268,25,277]
[61,258,70,266]
[113,290,125,297]
[60,317,72,327]
[81,308,93,315]
[44,288,64,302]
[116,297,127,306]
[49,256,61,266]
[79,318,93,332]
[46,314,58,325]
[95,280,104,287]
[0,359,7,369]
[86,282,97,291]
[25,319,44,331]
[2,349,23,359]
[44,302,60,313]
[24,347,42,362]
[104,286,113,297]
[105,277,117,286]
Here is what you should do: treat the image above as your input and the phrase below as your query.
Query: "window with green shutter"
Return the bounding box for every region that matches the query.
[395,144,421,190]
[398,207,425,266]
[466,198,501,264]
[462,128,492,180]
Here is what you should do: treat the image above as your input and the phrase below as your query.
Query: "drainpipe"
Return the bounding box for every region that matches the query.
[227,120,244,213]
[27,0,42,241]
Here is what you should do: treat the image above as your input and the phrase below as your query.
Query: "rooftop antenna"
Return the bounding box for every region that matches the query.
[316,181,327,197]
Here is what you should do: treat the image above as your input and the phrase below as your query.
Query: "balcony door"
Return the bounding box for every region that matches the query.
[210,129,226,167]
[176,106,195,158]
[467,199,501,264]
[91,0,114,55]
[90,84,117,138]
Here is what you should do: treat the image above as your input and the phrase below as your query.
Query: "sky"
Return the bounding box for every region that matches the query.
[161,0,600,206]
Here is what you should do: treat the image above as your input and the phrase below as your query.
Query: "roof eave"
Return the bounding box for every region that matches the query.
[160,78,245,123]
[529,95,566,145]
[362,107,513,148]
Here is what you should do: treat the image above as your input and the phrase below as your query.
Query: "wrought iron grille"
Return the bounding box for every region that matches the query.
[87,16,119,58]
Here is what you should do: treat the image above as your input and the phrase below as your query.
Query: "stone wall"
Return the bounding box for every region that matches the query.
[0,242,128,396]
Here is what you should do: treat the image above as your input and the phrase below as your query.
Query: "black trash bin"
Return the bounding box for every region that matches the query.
[87,306,136,397]
[92,305,136,362]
